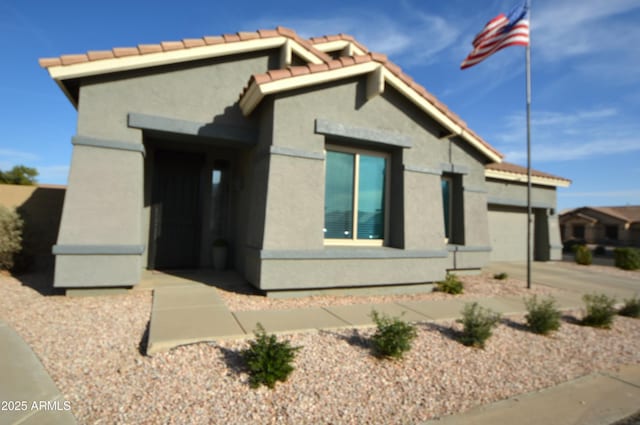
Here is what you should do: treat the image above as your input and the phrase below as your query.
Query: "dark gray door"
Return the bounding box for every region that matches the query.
[149,150,203,269]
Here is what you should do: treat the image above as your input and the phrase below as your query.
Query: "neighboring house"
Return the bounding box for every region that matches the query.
[39,27,570,294]
[559,206,640,247]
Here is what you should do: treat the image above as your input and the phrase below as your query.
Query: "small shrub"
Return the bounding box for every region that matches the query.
[241,324,301,389]
[524,295,562,335]
[614,248,640,270]
[436,274,464,294]
[493,272,508,280]
[370,310,417,359]
[581,294,616,328]
[618,295,640,318]
[0,206,23,270]
[594,245,607,256]
[574,245,592,266]
[457,302,501,348]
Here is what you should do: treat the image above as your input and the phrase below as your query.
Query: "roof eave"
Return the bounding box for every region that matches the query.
[485,169,572,188]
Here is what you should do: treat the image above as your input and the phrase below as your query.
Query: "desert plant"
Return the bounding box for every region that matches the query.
[574,245,592,266]
[581,293,616,328]
[436,273,464,295]
[618,295,640,318]
[241,324,301,389]
[524,295,562,335]
[370,310,417,359]
[614,248,640,271]
[493,272,508,280]
[457,302,501,348]
[0,206,23,270]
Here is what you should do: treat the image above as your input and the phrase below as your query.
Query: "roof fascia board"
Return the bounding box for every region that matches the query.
[313,40,367,56]
[289,42,324,65]
[47,37,290,81]
[485,169,571,187]
[382,68,502,163]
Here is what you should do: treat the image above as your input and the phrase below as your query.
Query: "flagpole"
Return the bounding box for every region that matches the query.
[526,0,532,289]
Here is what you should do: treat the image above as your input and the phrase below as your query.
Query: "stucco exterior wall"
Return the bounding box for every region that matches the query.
[251,78,491,290]
[54,52,277,287]
[486,179,562,262]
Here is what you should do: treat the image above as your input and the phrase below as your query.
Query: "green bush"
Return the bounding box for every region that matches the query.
[370,310,417,359]
[574,245,592,265]
[618,295,640,318]
[493,272,508,280]
[614,248,640,270]
[0,206,23,270]
[436,274,464,295]
[581,294,617,328]
[241,324,301,389]
[524,295,562,335]
[457,302,501,348]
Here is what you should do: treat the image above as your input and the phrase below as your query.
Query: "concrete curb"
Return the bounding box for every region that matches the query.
[0,320,76,425]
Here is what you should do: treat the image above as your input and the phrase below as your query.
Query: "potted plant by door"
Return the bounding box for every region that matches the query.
[212,239,228,271]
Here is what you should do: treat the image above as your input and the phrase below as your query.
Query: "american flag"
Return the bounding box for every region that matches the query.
[461,1,530,70]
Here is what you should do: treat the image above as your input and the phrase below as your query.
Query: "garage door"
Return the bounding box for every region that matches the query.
[488,205,528,262]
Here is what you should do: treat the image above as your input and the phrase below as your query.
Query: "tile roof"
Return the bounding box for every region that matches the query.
[241,53,503,160]
[485,162,571,183]
[585,206,640,223]
[308,34,370,53]
[39,27,332,69]
[39,26,504,161]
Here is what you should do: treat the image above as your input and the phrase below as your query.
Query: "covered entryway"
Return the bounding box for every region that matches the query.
[148,150,204,269]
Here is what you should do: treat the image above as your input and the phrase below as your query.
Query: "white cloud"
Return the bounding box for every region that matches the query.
[247,8,460,65]
[504,138,640,162]
[491,107,640,163]
[533,0,640,60]
[0,149,39,171]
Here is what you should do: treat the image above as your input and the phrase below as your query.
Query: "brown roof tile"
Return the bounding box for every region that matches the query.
[289,66,311,77]
[203,35,225,45]
[486,162,570,182]
[257,29,279,38]
[238,32,260,41]
[161,41,185,51]
[87,50,115,61]
[112,47,139,58]
[38,57,61,68]
[182,38,206,48]
[137,44,163,54]
[60,54,89,65]
[267,68,292,81]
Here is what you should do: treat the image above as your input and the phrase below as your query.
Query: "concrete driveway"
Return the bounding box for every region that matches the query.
[486,261,640,300]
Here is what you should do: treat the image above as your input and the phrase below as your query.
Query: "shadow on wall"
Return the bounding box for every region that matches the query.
[0,184,65,274]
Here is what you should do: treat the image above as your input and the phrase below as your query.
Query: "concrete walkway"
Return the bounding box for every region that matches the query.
[146,260,640,355]
[0,320,76,425]
[422,365,640,425]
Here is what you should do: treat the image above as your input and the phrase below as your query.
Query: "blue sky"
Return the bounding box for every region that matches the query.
[1,0,639,211]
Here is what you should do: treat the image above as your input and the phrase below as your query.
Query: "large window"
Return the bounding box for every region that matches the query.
[324,147,388,245]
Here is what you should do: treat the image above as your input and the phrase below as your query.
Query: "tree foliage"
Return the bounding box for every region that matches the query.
[0,165,38,185]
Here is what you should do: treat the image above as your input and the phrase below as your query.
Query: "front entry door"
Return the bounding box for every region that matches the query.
[149,150,203,269]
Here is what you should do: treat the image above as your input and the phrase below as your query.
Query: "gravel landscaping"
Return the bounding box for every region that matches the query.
[1,267,640,424]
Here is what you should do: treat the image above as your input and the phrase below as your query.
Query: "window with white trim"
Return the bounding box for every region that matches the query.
[324,145,389,245]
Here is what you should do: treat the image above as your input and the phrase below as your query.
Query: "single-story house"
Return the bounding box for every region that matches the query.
[39,27,571,294]
[559,206,640,247]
